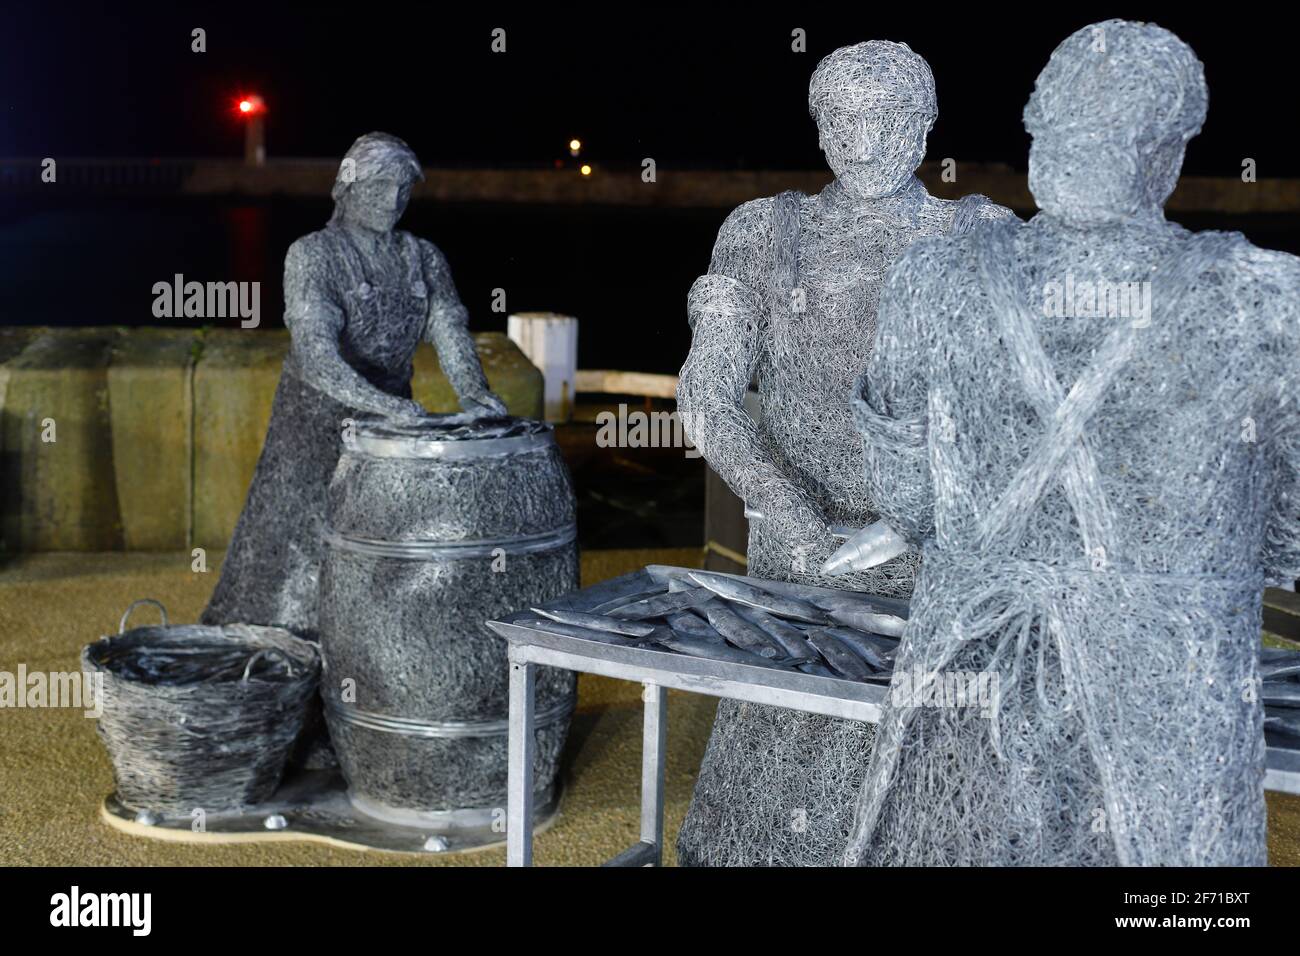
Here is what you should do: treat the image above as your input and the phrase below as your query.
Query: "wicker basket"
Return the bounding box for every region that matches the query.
[83,599,321,816]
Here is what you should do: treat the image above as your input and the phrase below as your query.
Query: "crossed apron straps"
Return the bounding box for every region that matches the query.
[971,225,1225,559]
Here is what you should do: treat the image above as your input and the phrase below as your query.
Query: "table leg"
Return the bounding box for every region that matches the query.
[507,653,536,867]
[640,681,667,865]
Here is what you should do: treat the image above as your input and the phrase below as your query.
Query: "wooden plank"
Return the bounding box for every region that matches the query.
[574,369,678,399]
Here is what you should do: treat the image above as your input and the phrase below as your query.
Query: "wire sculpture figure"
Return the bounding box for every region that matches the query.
[837,20,1295,865]
[675,41,1012,866]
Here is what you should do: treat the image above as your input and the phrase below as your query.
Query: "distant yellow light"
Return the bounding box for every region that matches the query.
[580,164,592,176]
[569,138,582,152]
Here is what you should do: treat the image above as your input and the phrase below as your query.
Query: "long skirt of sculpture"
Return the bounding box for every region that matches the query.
[674,41,1010,866]
[834,20,1295,865]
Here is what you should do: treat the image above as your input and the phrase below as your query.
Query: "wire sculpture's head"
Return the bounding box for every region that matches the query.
[809,41,937,200]
[1025,20,1207,225]
[330,132,425,231]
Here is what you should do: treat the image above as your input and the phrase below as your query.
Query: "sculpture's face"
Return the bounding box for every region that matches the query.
[343,176,413,232]
[817,105,931,200]
[1023,21,1204,227]
[1029,128,1157,225]
[1028,123,1192,226]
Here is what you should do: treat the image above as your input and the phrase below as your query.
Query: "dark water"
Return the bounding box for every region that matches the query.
[3,198,1295,550]
[0,195,722,548]
[2,196,1295,364]
[0,196,726,376]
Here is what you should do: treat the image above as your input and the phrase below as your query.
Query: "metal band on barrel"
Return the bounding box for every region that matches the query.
[324,524,577,560]
[350,431,555,459]
[325,697,575,739]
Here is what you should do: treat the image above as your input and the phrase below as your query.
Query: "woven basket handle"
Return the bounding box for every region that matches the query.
[240,647,296,682]
[118,598,169,634]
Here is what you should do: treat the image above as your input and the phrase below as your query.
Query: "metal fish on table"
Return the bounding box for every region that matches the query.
[805,629,873,682]
[734,605,820,662]
[530,607,658,638]
[588,585,669,615]
[518,617,650,647]
[1265,711,1300,739]
[650,629,777,667]
[665,610,726,643]
[797,660,839,679]
[687,571,829,625]
[702,603,787,660]
[1259,652,1300,681]
[817,626,892,672]
[1262,681,1300,708]
[847,629,901,658]
[608,587,715,621]
[812,594,907,638]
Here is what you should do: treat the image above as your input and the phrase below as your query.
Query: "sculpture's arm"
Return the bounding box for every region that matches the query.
[1252,250,1300,587]
[419,239,506,416]
[678,206,830,544]
[283,237,425,419]
[950,193,1019,236]
[825,245,938,574]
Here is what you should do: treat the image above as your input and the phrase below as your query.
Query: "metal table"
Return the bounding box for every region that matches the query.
[487,565,1300,867]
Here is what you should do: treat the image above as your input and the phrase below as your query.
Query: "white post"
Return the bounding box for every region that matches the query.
[507,312,578,422]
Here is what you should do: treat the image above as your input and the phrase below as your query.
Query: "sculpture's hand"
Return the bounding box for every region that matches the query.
[459,390,508,419]
[754,488,835,554]
[821,520,910,576]
[385,398,431,424]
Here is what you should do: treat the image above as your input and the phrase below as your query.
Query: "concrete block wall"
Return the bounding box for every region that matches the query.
[0,327,543,551]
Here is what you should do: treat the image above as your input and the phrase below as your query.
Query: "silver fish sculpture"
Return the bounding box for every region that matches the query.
[608,587,715,621]
[812,594,908,638]
[588,585,668,615]
[665,610,726,643]
[734,605,819,662]
[1262,681,1300,708]
[651,629,776,667]
[688,570,829,625]
[797,660,839,679]
[531,607,658,638]
[805,630,873,681]
[519,617,650,646]
[817,626,892,671]
[702,602,788,659]
[1265,711,1300,739]
[1259,652,1300,681]
[853,631,902,655]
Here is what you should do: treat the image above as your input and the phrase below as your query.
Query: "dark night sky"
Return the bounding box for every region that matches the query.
[2,5,1296,176]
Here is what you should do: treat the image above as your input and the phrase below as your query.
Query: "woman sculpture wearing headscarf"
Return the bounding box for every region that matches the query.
[202,132,506,640]
[833,21,1298,865]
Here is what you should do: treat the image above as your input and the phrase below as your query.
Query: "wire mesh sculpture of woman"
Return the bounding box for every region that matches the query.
[203,133,506,642]
[835,21,1297,865]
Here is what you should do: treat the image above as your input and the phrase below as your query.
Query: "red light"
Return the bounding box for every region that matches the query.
[236,95,265,117]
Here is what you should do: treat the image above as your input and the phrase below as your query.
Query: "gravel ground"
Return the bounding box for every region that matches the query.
[0,547,1295,866]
